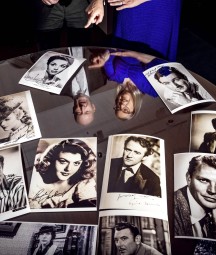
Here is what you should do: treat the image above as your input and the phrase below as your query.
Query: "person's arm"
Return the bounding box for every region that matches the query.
[85,0,104,28]
[108,0,150,11]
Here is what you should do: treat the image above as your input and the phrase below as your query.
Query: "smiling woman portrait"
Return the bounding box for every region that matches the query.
[28,138,97,209]
[0,96,34,143]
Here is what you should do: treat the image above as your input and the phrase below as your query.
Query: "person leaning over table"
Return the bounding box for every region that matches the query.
[32,0,104,51]
[25,55,73,88]
[72,92,96,126]
[114,222,162,255]
[0,96,34,143]
[0,155,26,213]
[88,49,167,98]
[108,0,182,61]
[29,138,97,209]
[174,155,216,239]
[154,66,207,107]
[107,135,161,196]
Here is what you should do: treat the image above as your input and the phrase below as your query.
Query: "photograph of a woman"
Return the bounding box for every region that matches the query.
[0,91,41,147]
[19,51,86,94]
[28,138,97,211]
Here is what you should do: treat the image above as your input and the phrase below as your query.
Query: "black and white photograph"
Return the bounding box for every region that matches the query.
[28,137,97,212]
[19,51,86,94]
[143,62,215,114]
[190,110,216,153]
[0,221,97,255]
[0,144,30,221]
[0,91,41,148]
[174,153,216,240]
[98,212,171,255]
[100,134,167,220]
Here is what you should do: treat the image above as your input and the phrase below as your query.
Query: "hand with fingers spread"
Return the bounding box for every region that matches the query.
[85,0,104,28]
[108,0,150,10]
[41,0,59,5]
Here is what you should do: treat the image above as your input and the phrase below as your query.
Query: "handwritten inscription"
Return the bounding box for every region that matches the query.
[32,188,68,204]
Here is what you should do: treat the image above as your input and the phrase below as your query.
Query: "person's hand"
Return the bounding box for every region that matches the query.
[42,0,59,5]
[108,0,150,11]
[73,179,97,201]
[85,0,104,28]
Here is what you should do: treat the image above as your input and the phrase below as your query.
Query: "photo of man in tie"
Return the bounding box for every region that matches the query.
[107,136,161,197]
[174,153,216,239]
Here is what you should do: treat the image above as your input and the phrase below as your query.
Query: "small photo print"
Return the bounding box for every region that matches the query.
[174,152,216,241]
[190,110,216,153]
[19,51,86,94]
[143,62,215,114]
[28,137,97,212]
[98,214,171,255]
[0,144,30,221]
[0,91,41,148]
[0,221,97,255]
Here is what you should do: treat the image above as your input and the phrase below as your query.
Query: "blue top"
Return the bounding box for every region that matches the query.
[114,0,182,61]
[104,55,166,97]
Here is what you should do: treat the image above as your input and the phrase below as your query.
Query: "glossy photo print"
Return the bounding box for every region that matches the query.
[100,134,167,220]
[0,91,41,148]
[174,152,216,241]
[28,137,97,212]
[190,110,216,153]
[19,51,86,94]
[98,212,171,255]
[143,62,215,114]
[0,144,30,221]
[0,221,97,255]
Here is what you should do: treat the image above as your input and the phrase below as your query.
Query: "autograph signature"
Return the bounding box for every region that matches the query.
[32,188,68,204]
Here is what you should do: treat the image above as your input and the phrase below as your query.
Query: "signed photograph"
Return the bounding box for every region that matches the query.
[19,51,86,94]
[143,62,215,114]
[190,110,216,153]
[98,212,171,255]
[0,144,30,221]
[0,221,97,255]
[174,153,216,240]
[0,91,41,148]
[28,137,97,212]
[99,134,167,220]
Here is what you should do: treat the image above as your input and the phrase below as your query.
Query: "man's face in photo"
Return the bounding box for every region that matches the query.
[0,162,4,185]
[159,73,189,93]
[123,140,147,167]
[187,163,216,210]
[114,228,137,255]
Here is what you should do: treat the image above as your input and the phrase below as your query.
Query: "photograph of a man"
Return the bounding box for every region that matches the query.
[174,153,216,239]
[114,222,162,255]
[107,136,161,197]
[0,154,26,214]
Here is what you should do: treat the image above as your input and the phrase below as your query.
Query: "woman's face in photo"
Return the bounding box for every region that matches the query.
[0,111,21,131]
[115,91,134,119]
[55,151,83,181]
[38,232,52,246]
[47,59,69,76]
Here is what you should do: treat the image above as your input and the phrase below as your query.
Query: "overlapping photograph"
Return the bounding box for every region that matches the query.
[0,91,41,148]
[99,134,167,220]
[143,62,215,113]
[28,137,97,212]
[174,152,216,241]
[19,51,86,94]
[190,110,216,153]
[0,144,30,221]
[0,221,97,255]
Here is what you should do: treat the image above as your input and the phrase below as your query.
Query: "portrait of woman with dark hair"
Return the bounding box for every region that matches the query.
[0,95,34,144]
[25,54,73,88]
[28,138,97,209]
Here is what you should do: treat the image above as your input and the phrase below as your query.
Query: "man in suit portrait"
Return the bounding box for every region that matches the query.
[174,154,216,239]
[107,136,161,197]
